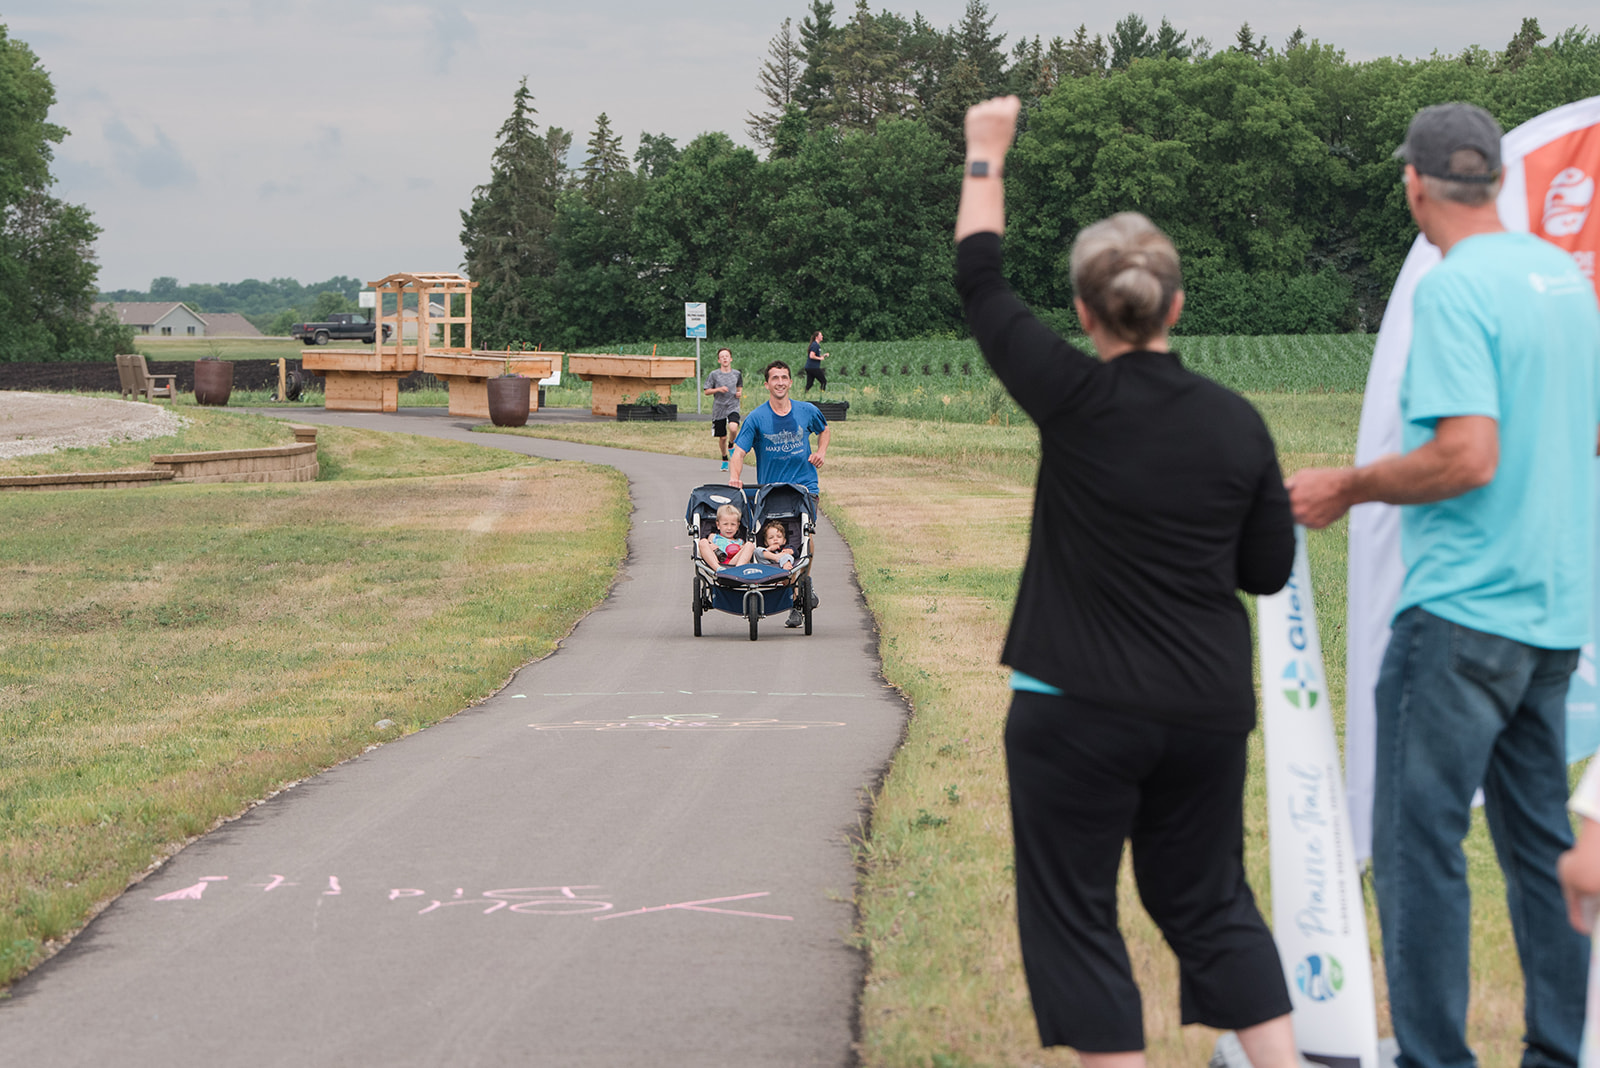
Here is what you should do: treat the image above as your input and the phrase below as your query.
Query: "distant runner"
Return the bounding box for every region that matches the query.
[803,331,828,393]
[703,347,743,471]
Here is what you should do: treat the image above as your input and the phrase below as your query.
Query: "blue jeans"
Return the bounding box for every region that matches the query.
[1374,607,1588,1068]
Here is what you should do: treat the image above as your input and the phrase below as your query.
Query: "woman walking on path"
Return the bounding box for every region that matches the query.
[803,331,827,392]
[955,95,1300,1068]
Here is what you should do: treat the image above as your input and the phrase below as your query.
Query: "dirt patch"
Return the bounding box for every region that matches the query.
[0,392,187,459]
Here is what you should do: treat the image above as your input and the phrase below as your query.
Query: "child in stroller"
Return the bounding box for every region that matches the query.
[757,519,796,570]
[698,503,756,570]
[685,482,818,641]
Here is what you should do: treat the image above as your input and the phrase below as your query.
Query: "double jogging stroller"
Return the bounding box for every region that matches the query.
[685,482,817,641]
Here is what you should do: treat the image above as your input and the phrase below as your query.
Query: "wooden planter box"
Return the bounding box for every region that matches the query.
[615,404,678,422]
[814,400,850,422]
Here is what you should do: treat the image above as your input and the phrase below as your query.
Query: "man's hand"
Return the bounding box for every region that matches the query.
[809,427,830,469]
[1287,467,1355,529]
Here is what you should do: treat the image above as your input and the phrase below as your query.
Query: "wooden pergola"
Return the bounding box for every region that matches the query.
[371,272,475,359]
[302,271,560,415]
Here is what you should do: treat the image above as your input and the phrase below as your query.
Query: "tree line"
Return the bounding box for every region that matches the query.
[98,276,366,335]
[460,6,1600,348]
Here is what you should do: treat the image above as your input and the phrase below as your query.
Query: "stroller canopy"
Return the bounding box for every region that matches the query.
[751,482,817,527]
[684,484,754,529]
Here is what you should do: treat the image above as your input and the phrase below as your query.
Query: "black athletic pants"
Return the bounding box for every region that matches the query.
[1004,691,1290,1052]
[803,365,826,391]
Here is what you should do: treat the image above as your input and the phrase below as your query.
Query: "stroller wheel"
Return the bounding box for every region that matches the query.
[693,575,706,637]
[802,577,814,635]
[747,595,760,642]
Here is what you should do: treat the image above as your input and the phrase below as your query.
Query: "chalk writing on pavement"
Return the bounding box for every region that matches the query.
[153,876,794,923]
[533,713,844,732]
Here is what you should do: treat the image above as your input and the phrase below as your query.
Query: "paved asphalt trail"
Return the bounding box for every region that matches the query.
[4,409,909,1067]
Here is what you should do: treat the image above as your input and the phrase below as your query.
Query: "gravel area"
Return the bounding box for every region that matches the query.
[0,391,187,458]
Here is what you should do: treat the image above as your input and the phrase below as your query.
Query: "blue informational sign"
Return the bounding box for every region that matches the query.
[685,302,707,339]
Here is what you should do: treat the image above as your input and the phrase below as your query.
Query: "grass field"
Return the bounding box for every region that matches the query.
[0,412,629,988]
[492,398,1543,1067]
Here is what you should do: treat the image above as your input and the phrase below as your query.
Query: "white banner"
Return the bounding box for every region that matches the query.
[1347,95,1600,862]
[1261,528,1381,1068]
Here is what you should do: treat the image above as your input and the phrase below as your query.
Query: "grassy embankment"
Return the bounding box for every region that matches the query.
[492,372,1544,1066]
[0,408,629,988]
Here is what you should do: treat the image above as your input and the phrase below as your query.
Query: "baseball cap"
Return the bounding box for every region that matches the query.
[1392,103,1503,182]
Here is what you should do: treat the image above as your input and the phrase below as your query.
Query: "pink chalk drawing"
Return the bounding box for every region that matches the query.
[149,875,789,924]
[154,876,227,901]
[533,713,844,732]
[594,892,792,923]
[413,886,614,916]
[249,875,296,892]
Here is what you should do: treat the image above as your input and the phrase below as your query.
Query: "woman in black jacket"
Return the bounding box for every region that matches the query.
[955,96,1299,1068]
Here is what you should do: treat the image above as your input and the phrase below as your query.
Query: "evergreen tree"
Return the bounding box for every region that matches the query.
[1040,35,1070,92]
[459,78,567,346]
[954,0,1007,93]
[747,17,802,149]
[1060,24,1108,79]
[901,12,955,114]
[795,1,837,120]
[1005,35,1048,100]
[926,56,988,161]
[817,0,911,130]
[1232,21,1269,59]
[1152,17,1191,60]
[1109,14,1154,70]
[579,112,629,202]
[1285,26,1307,53]
[1500,17,1545,72]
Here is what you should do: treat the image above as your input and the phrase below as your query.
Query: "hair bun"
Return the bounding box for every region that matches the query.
[1068,213,1182,345]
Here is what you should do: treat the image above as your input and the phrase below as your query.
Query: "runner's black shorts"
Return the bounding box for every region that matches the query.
[712,413,741,437]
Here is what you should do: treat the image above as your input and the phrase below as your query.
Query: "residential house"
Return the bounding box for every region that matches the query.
[95,302,209,337]
[196,313,263,337]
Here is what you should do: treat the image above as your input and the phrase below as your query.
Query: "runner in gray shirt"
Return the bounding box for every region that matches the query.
[703,347,744,471]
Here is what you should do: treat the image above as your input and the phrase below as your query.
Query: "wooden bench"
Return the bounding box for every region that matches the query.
[117,354,176,402]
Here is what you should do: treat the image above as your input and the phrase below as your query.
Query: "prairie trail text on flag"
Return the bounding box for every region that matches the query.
[1259,528,1381,1065]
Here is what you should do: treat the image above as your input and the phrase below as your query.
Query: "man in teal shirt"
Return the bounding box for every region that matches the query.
[1290,103,1600,1068]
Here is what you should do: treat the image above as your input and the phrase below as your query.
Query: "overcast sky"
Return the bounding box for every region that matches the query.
[8,1,1592,291]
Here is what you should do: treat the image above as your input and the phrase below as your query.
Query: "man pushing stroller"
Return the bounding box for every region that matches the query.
[728,359,829,627]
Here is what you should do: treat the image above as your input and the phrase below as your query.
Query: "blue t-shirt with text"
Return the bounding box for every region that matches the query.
[1398,231,1600,648]
[734,401,827,492]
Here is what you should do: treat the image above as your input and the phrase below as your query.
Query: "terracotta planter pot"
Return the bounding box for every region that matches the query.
[193,360,234,406]
[487,376,530,427]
